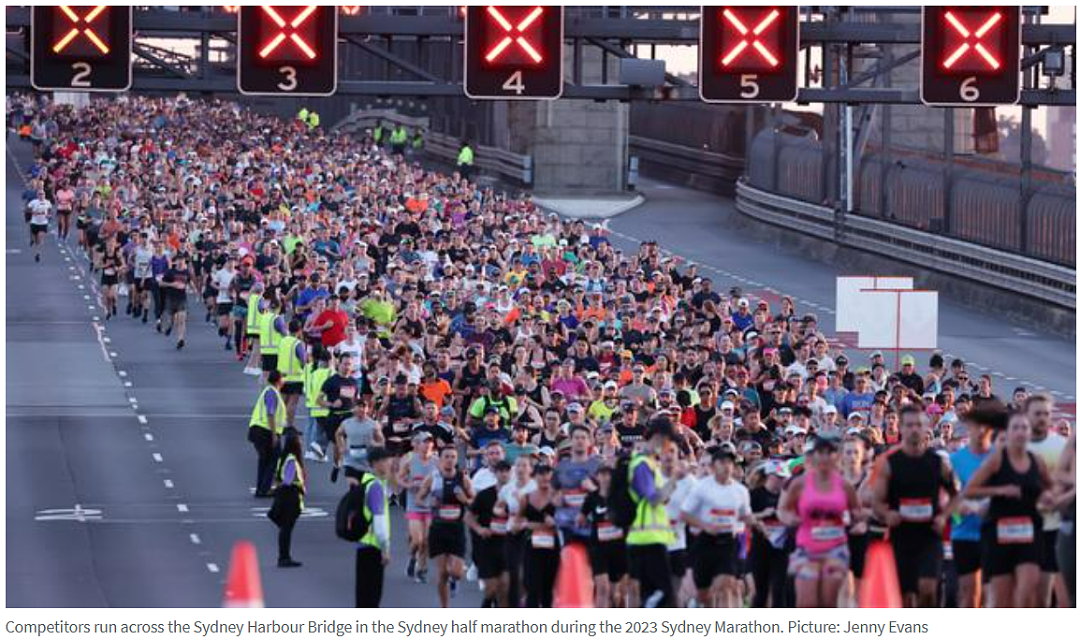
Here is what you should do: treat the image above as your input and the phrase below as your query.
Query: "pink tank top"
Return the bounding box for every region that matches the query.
[795,470,848,553]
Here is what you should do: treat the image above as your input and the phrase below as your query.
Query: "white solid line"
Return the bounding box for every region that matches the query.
[137,415,147,424]
[206,563,220,573]
[144,433,154,442]
[164,479,174,489]
[177,504,189,513]
[190,533,201,545]
[152,453,163,463]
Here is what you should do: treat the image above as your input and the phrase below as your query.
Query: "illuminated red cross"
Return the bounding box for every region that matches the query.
[721,8,781,68]
[485,6,545,64]
[942,11,1003,70]
[258,5,318,60]
[52,5,110,55]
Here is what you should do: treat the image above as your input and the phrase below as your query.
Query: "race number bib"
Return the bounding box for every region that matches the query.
[490,518,509,535]
[437,505,461,520]
[597,522,624,542]
[563,490,586,509]
[531,530,556,549]
[810,524,846,542]
[710,508,736,533]
[997,517,1034,544]
[899,498,933,522]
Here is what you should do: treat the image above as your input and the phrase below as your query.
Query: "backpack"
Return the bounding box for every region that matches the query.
[335,475,373,542]
[607,453,636,530]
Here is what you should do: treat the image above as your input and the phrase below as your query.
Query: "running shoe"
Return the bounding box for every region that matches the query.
[406,557,416,579]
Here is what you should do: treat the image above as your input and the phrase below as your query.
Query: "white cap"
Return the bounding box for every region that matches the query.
[824,405,838,415]
[785,425,808,436]
[720,400,735,411]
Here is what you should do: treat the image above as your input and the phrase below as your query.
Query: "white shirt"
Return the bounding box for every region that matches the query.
[681,475,751,536]
[664,474,698,551]
[213,268,236,303]
[28,198,52,225]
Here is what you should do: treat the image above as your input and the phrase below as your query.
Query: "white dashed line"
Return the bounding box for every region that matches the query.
[102,337,111,343]
[190,534,201,545]
[177,504,189,513]
[152,453,163,463]
[124,381,132,387]
[206,563,219,573]
[118,370,127,377]
[92,316,100,322]
[144,433,154,442]
[163,479,174,489]
[128,397,137,404]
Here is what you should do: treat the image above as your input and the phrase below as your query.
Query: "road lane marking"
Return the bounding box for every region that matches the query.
[190,534,201,545]
[152,453,163,463]
[177,504,189,513]
[137,415,147,424]
[163,479,174,489]
[118,370,127,377]
[124,381,132,387]
[144,433,154,442]
[206,563,220,573]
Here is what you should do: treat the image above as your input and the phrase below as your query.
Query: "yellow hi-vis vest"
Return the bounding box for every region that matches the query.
[250,385,286,435]
[304,363,331,417]
[457,145,474,166]
[259,312,281,355]
[307,112,320,129]
[626,454,674,546]
[277,335,304,383]
[297,108,309,123]
[359,473,389,550]
[275,453,306,510]
[245,293,262,336]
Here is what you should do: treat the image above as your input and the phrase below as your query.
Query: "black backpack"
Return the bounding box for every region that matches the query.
[607,453,637,530]
[335,475,373,542]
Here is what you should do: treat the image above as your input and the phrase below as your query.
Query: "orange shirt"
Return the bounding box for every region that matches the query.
[419,379,453,409]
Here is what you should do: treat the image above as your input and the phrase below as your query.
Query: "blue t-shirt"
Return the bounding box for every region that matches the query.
[949,446,989,541]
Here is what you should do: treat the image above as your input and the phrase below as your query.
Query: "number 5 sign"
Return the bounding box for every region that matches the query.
[464,6,564,100]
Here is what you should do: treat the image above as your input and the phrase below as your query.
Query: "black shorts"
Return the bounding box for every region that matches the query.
[282,381,303,396]
[30,223,48,235]
[429,521,467,558]
[472,534,507,578]
[134,277,154,291]
[669,548,688,578]
[1041,529,1059,572]
[589,540,628,581]
[76,217,88,230]
[982,526,1043,578]
[952,539,983,576]
[692,535,738,589]
[164,295,187,314]
[101,273,119,286]
[849,532,870,579]
[891,533,943,594]
[344,466,365,482]
[261,354,278,373]
[319,415,345,442]
[216,302,233,316]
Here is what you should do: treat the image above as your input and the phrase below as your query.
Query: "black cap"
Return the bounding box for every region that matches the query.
[368,447,393,463]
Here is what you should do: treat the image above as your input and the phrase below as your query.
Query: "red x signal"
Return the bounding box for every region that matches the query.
[720,8,780,68]
[942,11,1003,70]
[258,5,318,60]
[485,6,545,64]
[52,5,110,55]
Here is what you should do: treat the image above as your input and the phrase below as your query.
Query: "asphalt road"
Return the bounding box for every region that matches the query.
[5,143,1074,608]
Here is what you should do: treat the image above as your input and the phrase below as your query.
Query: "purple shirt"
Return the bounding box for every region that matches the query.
[632,461,659,503]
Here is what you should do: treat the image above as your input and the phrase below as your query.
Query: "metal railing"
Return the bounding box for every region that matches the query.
[628,135,744,193]
[736,179,1076,310]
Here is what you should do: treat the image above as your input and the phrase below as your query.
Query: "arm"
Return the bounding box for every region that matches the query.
[777,477,803,527]
[367,481,391,560]
[416,474,433,502]
[957,450,1012,500]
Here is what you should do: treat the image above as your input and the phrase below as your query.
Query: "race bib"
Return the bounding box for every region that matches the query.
[710,508,736,533]
[997,516,1034,544]
[392,421,411,434]
[763,519,787,547]
[339,386,355,399]
[490,518,509,535]
[531,531,556,549]
[563,490,586,509]
[943,541,954,561]
[597,522,624,542]
[437,505,461,520]
[899,498,933,522]
[810,524,846,542]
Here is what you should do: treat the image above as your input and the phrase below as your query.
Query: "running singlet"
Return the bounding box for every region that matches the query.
[950,446,990,542]
[794,471,848,553]
[405,455,437,515]
[430,472,467,524]
[985,452,1044,545]
[886,449,950,539]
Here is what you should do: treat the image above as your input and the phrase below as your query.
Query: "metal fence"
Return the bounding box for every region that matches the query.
[747,131,1077,267]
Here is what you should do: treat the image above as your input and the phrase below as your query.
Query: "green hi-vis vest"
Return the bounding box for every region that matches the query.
[250,385,286,435]
[627,454,674,546]
[297,108,309,123]
[275,453,306,510]
[259,312,281,355]
[277,335,304,383]
[373,125,384,143]
[307,112,320,128]
[359,473,389,550]
[412,134,424,149]
[391,127,407,145]
[245,293,262,335]
[457,146,474,166]
[304,364,332,417]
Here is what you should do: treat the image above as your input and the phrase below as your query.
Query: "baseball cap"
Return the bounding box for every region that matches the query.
[824,405,838,415]
[538,446,556,458]
[849,411,867,422]
[720,400,735,411]
[785,425,808,436]
[567,402,584,413]
[603,380,619,391]
[765,459,792,479]
[901,355,916,366]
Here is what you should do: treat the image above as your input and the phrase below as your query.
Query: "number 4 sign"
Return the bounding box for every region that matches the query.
[464,6,564,100]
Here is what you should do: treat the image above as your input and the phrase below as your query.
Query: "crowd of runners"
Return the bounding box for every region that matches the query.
[10,92,1076,609]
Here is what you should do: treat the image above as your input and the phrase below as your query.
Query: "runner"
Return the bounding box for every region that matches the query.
[466,459,513,607]
[520,463,560,607]
[399,432,437,584]
[99,234,124,319]
[418,447,474,608]
[318,354,361,482]
[779,435,860,608]
[872,405,960,608]
[25,188,51,262]
[581,465,628,607]
[130,233,154,323]
[160,253,192,350]
[748,460,791,608]
[948,403,1006,607]
[953,411,1052,607]
[54,179,74,242]
[1025,393,1070,606]
[626,417,678,608]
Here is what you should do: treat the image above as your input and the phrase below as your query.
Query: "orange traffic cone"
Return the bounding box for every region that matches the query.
[554,542,594,608]
[858,540,902,608]
[223,540,264,608]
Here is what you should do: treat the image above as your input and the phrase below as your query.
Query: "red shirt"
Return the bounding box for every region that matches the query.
[316,309,349,348]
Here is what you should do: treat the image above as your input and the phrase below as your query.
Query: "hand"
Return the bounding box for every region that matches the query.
[850,520,869,535]
[884,510,903,528]
[544,515,556,527]
[574,514,587,529]
[478,527,492,539]
[998,485,1022,499]
[932,514,947,536]
[382,552,391,566]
